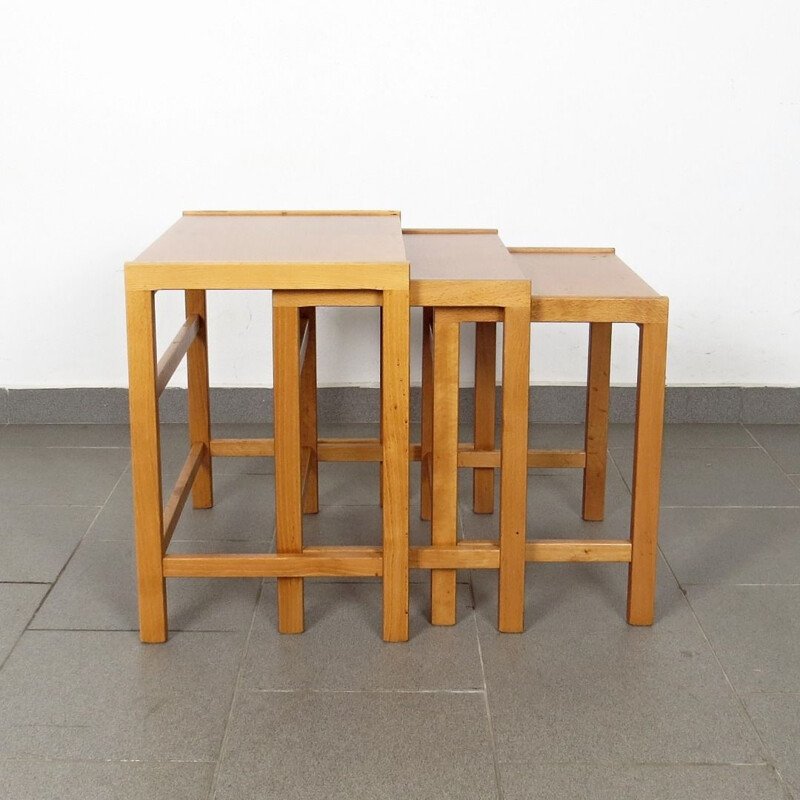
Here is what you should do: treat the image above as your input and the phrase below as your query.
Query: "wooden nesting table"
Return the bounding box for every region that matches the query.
[125,211,410,643]
[125,212,669,644]
[471,247,669,625]
[288,229,532,632]
[405,231,531,632]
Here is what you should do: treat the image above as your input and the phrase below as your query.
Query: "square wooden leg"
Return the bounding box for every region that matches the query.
[473,321,497,514]
[381,289,410,642]
[627,322,667,625]
[498,306,530,633]
[420,307,434,521]
[185,290,213,509]
[126,288,168,643]
[430,311,459,626]
[582,322,612,521]
[273,303,305,634]
[300,307,319,514]
[379,307,384,509]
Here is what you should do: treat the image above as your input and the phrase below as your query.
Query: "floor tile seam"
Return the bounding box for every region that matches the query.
[165,538,275,546]
[659,552,780,769]
[3,503,105,510]
[315,503,387,510]
[245,688,488,695]
[742,426,800,481]
[470,577,504,800]
[25,627,249,634]
[5,445,133,451]
[775,767,796,800]
[89,540,274,546]
[607,449,633,495]
[0,581,52,586]
[607,445,763,452]
[206,578,265,800]
[17,628,244,636]
[0,498,108,674]
[494,758,774,768]
[0,756,218,765]
[682,583,800,588]
[661,505,800,509]
[682,584,778,767]
[0,444,131,453]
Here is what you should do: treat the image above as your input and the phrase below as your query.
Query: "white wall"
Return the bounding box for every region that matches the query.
[1,0,798,390]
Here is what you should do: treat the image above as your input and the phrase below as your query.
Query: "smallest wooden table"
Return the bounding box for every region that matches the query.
[472,247,668,624]
[125,211,411,643]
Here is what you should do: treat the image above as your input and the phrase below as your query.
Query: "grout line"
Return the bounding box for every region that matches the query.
[743,425,800,485]
[5,504,106,510]
[40,445,131,451]
[248,687,487,694]
[23,628,252,634]
[23,628,139,634]
[0,756,218,765]
[469,573,504,800]
[0,465,129,673]
[493,759,773,768]
[660,505,800,510]
[0,444,130,452]
[680,583,800,588]
[607,448,633,497]
[659,551,792,797]
[608,445,763,451]
[0,581,52,586]
[206,522,272,800]
[678,576,780,775]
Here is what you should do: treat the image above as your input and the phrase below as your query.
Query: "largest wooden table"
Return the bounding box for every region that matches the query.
[125,211,411,642]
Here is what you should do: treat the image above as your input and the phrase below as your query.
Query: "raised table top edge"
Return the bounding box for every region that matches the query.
[509,247,665,302]
[184,209,401,217]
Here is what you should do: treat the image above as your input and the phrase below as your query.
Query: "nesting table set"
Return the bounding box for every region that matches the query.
[125,211,668,644]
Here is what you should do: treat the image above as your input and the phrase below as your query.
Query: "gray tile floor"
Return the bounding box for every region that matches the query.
[0,422,799,799]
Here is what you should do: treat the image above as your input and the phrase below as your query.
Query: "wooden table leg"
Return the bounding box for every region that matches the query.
[381,289,410,642]
[627,322,668,625]
[498,306,530,633]
[582,322,612,521]
[185,290,213,509]
[420,307,433,521]
[273,303,305,633]
[126,288,168,643]
[379,307,384,509]
[473,321,497,514]
[431,310,459,626]
[300,307,319,514]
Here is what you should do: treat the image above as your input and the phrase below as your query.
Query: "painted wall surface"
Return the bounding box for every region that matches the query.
[1,1,798,389]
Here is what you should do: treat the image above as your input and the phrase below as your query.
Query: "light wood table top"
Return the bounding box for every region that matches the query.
[403,230,530,307]
[126,211,408,292]
[132,210,406,265]
[509,248,659,299]
[508,248,667,323]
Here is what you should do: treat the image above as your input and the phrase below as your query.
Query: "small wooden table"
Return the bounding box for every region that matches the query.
[125,211,411,643]
[472,247,669,625]
[305,230,533,631]
[405,231,532,632]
